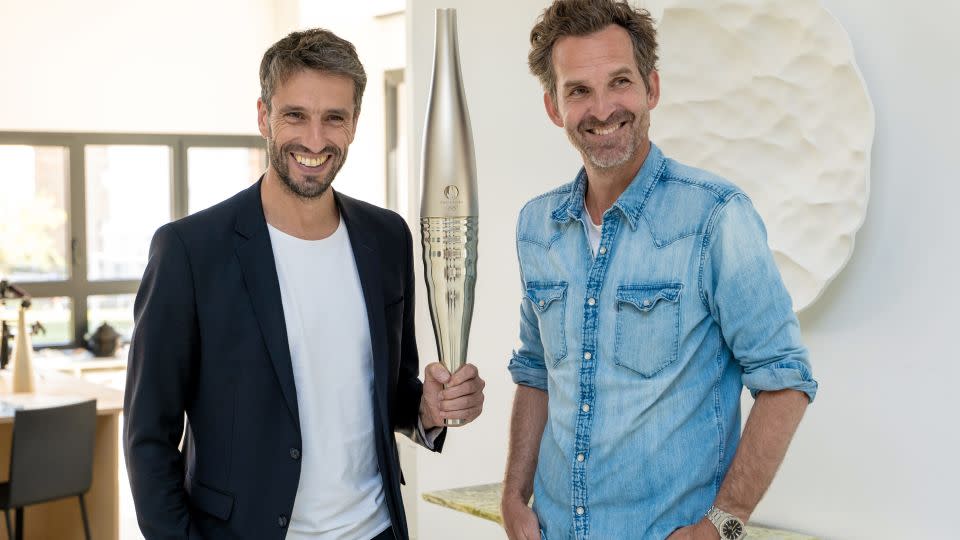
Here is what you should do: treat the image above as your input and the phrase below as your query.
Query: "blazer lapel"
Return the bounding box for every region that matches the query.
[234,180,300,434]
[337,193,390,433]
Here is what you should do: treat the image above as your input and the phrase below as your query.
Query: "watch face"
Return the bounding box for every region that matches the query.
[722,518,744,539]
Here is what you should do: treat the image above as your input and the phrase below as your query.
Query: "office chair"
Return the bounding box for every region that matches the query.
[0,399,97,540]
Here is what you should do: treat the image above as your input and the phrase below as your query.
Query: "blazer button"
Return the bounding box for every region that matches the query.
[278,515,288,527]
[290,448,301,460]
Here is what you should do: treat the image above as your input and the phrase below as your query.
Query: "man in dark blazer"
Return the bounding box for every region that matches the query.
[124,29,486,540]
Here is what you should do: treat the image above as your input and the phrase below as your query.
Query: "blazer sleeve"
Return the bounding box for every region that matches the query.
[395,218,447,452]
[123,223,198,538]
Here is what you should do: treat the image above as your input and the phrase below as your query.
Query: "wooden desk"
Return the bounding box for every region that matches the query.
[32,348,128,378]
[422,483,819,540]
[0,369,123,540]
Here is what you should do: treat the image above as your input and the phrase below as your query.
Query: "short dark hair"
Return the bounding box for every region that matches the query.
[529,0,659,101]
[259,28,367,115]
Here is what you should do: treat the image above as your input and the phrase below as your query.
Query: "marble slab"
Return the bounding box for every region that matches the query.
[422,483,818,539]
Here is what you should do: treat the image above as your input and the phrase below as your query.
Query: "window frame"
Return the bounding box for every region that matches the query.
[0,131,266,348]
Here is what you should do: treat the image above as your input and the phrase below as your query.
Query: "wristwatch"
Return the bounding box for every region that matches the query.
[706,506,747,540]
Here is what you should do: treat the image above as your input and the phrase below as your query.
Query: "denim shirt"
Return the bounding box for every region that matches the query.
[508,144,817,540]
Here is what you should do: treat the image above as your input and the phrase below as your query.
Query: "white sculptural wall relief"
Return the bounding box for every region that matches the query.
[644,0,875,311]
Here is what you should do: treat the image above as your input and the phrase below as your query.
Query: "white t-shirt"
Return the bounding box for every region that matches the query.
[268,220,391,540]
[585,201,603,256]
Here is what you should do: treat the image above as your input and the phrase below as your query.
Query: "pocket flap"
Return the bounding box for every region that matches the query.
[525,282,568,313]
[187,477,234,521]
[617,284,681,312]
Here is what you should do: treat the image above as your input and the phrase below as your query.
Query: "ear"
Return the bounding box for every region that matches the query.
[645,70,661,110]
[257,97,271,139]
[543,92,564,128]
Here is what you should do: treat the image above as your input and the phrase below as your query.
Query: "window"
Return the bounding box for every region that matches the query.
[0,145,69,282]
[0,133,265,347]
[87,294,136,342]
[0,297,72,348]
[85,145,172,281]
[188,147,266,214]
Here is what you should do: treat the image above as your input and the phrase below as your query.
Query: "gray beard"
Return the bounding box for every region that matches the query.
[571,131,640,169]
[568,110,643,170]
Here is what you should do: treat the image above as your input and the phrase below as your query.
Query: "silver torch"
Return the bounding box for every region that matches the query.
[419,8,478,427]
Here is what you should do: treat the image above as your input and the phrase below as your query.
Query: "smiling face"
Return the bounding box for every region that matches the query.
[257,69,357,199]
[545,24,660,172]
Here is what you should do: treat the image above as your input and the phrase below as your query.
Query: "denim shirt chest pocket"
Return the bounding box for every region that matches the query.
[615,283,682,377]
[525,281,568,366]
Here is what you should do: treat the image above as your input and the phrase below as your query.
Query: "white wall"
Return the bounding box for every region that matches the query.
[783,1,958,538]
[298,0,405,207]
[406,1,958,539]
[0,0,297,134]
[0,0,392,206]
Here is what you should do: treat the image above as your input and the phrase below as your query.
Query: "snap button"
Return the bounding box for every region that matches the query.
[599,246,607,255]
[587,297,596,306]
[581,404,590,413]
[538,299,545,307]
[577,453,585,462]
[278,515,288,527]
[583,352,592,360]
[576,506,585,515]
[290,448,301,460]
[643,299,652,307]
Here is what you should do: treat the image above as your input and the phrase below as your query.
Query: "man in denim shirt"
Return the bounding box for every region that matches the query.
[501,2,818,539]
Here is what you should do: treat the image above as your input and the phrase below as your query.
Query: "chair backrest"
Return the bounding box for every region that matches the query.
[7,400,97,507]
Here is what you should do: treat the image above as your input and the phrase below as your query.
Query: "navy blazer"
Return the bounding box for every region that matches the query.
[123,180,443,539]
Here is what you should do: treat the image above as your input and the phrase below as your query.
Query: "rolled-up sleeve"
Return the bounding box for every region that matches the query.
[508,290,549,391]
[700,194,818,402]
[510,209,550,392]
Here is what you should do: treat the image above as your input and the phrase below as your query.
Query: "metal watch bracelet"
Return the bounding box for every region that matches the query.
[706,506,747,540]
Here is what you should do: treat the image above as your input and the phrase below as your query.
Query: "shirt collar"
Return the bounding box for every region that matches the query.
[550,142,666,230]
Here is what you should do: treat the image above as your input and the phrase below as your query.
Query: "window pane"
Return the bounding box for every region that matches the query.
[86,145,171,280]
[188,147,265,214]
[0,296,73,347]
[87,294,135,342]
[0,145,69,281]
